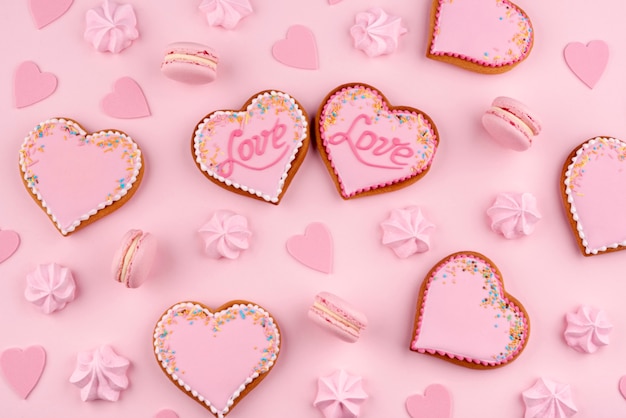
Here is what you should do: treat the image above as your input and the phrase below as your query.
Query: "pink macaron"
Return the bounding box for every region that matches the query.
[111,229,157,288]
[481,96,542,151]
[308,292,368,343]
[161,42,219,84]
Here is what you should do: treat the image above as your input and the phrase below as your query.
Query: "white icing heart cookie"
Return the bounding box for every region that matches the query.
[427,0,534,74]
[315,83,439,199]
[153,301,281,418]
[561,137,626,256]
[192,90,309,204]
[19,118,143,235]
[410,251,530,368]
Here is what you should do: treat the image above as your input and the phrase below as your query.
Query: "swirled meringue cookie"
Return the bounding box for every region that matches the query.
[313,370,368,418]
[198,0,253,30]
[486,192,541,239]
[381,206,434,258]
[350,8,407,57]
[522,378,577,418]
[198,210,251,259]
[24,263,76,314]
[84,0,139,53]
[564,305,612,354]
[69,345,130,402]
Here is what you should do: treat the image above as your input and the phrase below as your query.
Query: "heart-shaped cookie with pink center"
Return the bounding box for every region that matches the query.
[561,137,626,256]
[153,301,281,418]
[315,83,439,199]
[19,118,143,235]
[427,0,534,73]
[410,251,529,368]
[192,90,309,204]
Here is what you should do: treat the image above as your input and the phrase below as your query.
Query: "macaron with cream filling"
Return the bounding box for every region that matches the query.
[112,229,157,288]
[482,96,542,151]
[308,292,367,343]
[161,42,219,84]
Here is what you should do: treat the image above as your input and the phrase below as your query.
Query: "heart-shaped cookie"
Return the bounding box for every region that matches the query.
[19,118,143,235]
[192,90,309,204]
[427,0,534,74]
[561,137,626,256]
[410,251,529,368]
[153,301,281,418]
[315,83,439,199]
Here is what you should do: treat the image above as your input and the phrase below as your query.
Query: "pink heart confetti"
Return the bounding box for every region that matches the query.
[272,25,319,70]
[564,40,609,89]
[0,346,46,399]
[406,384,452,418]
[155,410,179,418]
[286,222,333,274]
[14,61,58,108]
[102,77,151,119]
[0,230,20,264]
[28,0,73,29]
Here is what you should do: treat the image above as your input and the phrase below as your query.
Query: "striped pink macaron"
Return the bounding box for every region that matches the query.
[482,96,542,151]
[111,229,157,288]
[308,292,368,343]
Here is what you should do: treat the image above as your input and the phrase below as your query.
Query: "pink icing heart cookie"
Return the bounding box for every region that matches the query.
[561,137,626,256]
[315,83,439,199]
[410,251,530,368]
[153,301,281,418]
[427,0,534,74]
[19,118,144,236]
[192,90,309,204]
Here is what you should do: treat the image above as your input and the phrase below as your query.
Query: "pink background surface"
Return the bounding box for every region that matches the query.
[2,0,626,416]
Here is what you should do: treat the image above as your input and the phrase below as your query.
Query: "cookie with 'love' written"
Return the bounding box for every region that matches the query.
[192,90,309,204]
[315,83,439,199]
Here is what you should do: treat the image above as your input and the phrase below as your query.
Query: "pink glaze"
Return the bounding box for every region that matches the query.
[69,345,130,402]
[24,263,76,313]
[487,192,541,239]
[198,0,253,30]
[313,370,368,418]
[28,0,73,29]
[318,84,438,198]
[350,8,407,57]
[101,77,150,119]
[564,305,611,354]
[194,91,308,203]
[286,222,333,273]
[564,41,609,89]
[522,378,577,418]
[19,118,142,235]
[411,253,528,367]
[0,346,46,399]
[0,229,20,263]
[198,210,252,260]
[84,0,139,54]
[430,0,533,69]
[563,137,626,255]
[406,384,452,418]
[13,61,57,109]
[153,302,280,417]
[380,206,434,258]
[272,25,319,70]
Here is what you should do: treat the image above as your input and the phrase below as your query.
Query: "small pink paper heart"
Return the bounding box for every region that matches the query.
[28,0,73,29]
[0,230,20,264]
[272,25,319,70]
[102,77,151,119]
[406,384,452,418]
[619,376,626,400]
[14,61,58,108]
[0,346,46,399]
[155,410,179,418]
[286,222,333,273]
[564,40,609,89]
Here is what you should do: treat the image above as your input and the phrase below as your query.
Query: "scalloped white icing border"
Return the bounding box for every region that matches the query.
[193,91,307,203]
[19,118,142,235]
[153,302,280,418]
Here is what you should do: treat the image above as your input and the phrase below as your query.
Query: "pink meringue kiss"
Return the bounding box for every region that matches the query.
[350,8,407,57]
[486,192,541,239]
[564,305,612,354]
[314,370,368,418]
[381,206,434,258]
[24,263,76,314]
[84,0,139,53]
[198,210,252,259]
[198,0,253,30]
[522,378,577,418]
[69,345,130,402]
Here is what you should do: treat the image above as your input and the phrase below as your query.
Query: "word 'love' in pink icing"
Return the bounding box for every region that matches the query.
[193,91,309,204]
[317,84,438,199]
